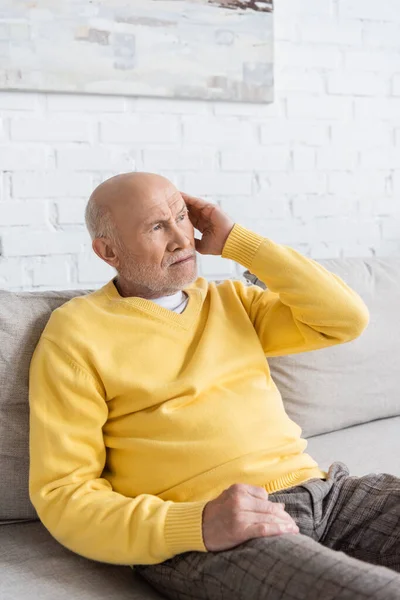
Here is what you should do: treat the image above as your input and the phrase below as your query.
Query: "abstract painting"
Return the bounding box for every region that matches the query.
[0,0,274,102]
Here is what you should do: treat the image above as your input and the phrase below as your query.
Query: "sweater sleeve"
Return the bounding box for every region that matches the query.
[221,223,370,357]
[29,336,208,566]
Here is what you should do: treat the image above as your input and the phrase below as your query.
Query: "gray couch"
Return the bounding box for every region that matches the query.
[1,256,399,599]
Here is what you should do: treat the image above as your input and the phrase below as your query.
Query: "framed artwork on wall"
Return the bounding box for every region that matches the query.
[0,0,274,102]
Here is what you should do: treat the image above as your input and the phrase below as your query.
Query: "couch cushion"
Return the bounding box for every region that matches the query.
[0,521,163,600]
[245,257,400,438]
[306,416,400,478]
[0,290,90,521]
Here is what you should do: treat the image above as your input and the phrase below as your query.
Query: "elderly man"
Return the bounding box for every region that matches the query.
[29,172,400,600]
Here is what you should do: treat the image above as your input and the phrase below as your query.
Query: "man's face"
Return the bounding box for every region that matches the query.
[111,180,197,297]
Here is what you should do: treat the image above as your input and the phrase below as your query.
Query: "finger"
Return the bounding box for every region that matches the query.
[243,486,288,516]
[239,497,296,524]
[248,520,299,539]
[181,194,206,218]
[182,192,216,228]
[247,506,296,525]
[181,192,208,208]
[243,484,270,501]
[263,514,299,533]
[187,206,202,231]
[194,238,206,254]
[240,497,285,515]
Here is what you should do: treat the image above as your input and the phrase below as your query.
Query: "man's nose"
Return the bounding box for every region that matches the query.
[167,223,191,252]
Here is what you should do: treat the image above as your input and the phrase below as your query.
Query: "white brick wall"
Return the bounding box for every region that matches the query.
[0,0,400,291]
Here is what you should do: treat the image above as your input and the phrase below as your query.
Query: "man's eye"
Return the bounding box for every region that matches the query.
[153,224,162,231]
[177,213,187,221]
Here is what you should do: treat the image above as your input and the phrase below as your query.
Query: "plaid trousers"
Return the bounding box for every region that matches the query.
[134,462,400,600]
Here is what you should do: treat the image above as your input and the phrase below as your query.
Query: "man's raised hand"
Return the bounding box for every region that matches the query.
[182,192,235,256]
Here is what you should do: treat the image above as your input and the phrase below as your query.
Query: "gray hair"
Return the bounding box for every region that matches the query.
[85,195,116,242]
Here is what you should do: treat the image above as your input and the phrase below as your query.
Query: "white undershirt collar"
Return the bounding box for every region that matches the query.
[151,291,189,314]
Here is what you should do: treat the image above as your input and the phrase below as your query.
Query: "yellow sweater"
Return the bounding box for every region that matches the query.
[29,224,369,566]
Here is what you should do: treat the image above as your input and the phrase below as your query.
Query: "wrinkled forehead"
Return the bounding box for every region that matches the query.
[131,180,183,217]
[110,178,184,229]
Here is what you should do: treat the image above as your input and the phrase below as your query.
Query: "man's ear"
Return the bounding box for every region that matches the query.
[92,238,120,270]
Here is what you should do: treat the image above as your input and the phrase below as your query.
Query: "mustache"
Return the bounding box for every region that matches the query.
[165,252,196,267]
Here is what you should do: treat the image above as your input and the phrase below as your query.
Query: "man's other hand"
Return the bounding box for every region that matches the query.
[181,192,235,256]
[202,483,299,552]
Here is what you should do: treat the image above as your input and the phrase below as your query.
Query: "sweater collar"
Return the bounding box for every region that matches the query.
[101,278,205,330]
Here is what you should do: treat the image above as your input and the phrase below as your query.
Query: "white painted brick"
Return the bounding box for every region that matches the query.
[277,68,324,94]
[0,145,50,170]
[136,97,209,115]
[0,173,12,202]
[213,99,285,118]
[317,147,358,170]
[248,218,313,246]
[264,173,327,194]
[12,172,93,198]
[298,17,362,45]
[11,118,94,142]
[328,172,388,196]
[292,195,357,219]
[330,123,391,149]
[183,116,257,146]
[274,18,297,42]
[100,116,180,144]
[234,263,247,279]
[218,195,291,221]
[0,118,8,142]
[374,240,400,255]
[0,92,40,110]
[278,42,341,69]
[363,22,400,48]
[338,0,400,22]
[260,120,329,146]
[287,95,352,120]
[278,0,332,17]
[0,24,8,40]
[292,148,316,170]
[77,251,115,283]
[309,242,341,259]
[182,173,253,196]
[8,23,29,41]
[0,201,47,226]
[56,199,87,225]
[393,75,400,96]
[56,145,135,171]
[358,196,400,217]
[355,98,400,121]
[391,172,400,194]
[344,243,377,258]
[328,72,386,96]
[314,218,380,243]
[47,94,126,112]
[344,50,400,72]
[1,230,89,257]
[381,217,400,240]
[360,148,400,169]
[143,148,217,171]
[220,148,290,172]
[0,257,25,287]
[199,254,235,278]
[32,256,71,286]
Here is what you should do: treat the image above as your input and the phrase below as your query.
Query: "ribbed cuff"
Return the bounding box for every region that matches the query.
[164,500,208,555]
[222,223,265,271]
